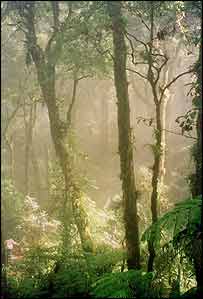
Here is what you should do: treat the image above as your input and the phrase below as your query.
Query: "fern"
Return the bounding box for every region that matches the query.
[90,270,158,298]
[142,196,201,248]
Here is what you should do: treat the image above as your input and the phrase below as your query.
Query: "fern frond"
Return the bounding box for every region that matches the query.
[142,196,201,248]
[90,270,156,298]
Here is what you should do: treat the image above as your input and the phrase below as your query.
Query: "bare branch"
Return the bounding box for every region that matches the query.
[154,56,168,86]
[78,74,92,81]
[66,69,93,126]
[132,61,148,67]
[2,102,22,139]
[125,31,149,53]
[160,69,194,101]
[163,128,197,140]
[130,72,154,109]
[125,32,136,64]
[135,117,197,140]
[126,68,148,80]
[136,11,150,32]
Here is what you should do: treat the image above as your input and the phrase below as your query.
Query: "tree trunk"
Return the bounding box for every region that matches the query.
[195,42,202,299]
[101,95,109,154]
[23,102,36,195]
[147,3,170,271]
[45,145,50,203]
[19,5,94,253]
[31,147,42,202]
[41,73,94,253]
[148,102,165,271]
[107,1,141,270]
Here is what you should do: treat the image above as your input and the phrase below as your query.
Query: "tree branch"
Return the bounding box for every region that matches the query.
[66,77,79,127]
[125,31,149,53]
[45,2,73,64]
[160,69,194,101]
[136,117,197,140]
[2,102,22,139]
[163,128,197,140]
[78,74,92,81]
[126,68,148,80]
[154,55,168,86]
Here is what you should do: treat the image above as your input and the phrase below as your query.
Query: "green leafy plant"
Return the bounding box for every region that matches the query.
[142,196,201,248]
[90,270,160,298]
[1,179,24,240]
[142,196,201,294]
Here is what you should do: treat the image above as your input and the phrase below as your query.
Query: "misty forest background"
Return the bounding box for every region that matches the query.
[1,1,202,299]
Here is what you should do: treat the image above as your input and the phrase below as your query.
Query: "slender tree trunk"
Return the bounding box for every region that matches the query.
[101,96,109,154]
[195,42,202,299]
[24,129,31,195]
[45,146,50,202]
[194,43,202,197]
[148,102,165,271]
[147,2,170,272]
[23,102,36,195]
[107,1,141,270]
[31,147,42,201]
[4,136,15,181]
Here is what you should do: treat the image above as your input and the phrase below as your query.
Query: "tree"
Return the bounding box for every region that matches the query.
[125,1,194,271]
[172,2,202,294]
[22,96,37,196]
[180,2,202,296]
[11,1,94,253]
[107,1,141,270]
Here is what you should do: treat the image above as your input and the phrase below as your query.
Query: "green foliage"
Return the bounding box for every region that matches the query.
[18,196,61,249]
[141,196,201,294]
[48,263,90,298]
[88,245,125,276]
[57,2,113,80]
[6,243,125,299]
[22,247,58,278]
[175,109,197,135]
[142,196,201,248]
[90,270,159,298]
[7,276,39,299]
[1,179,24,240]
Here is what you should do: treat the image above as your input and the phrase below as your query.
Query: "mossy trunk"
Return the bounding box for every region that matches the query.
[107,1,140,270]
[40,73,94,254]
[147,3,168,271]
[31,147,42,202]
[195,42,202,299]
[24,103,36,196]
[148,101,166,271]
[21,5,94,253]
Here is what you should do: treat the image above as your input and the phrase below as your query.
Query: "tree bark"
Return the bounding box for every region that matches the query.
[195,42,202,299]
[18,3,94,254]
[148,101,165,271]
[107,1,141,270]
[31,147,42,201]
[147,2,168,272]
[23,101,36,195]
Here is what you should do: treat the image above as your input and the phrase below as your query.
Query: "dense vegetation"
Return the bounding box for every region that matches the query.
[1,1,202,298]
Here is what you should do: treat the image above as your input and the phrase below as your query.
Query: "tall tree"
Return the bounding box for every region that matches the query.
[107,1,141,270]
[126,1,193,271]
[12,1,94,253]
[23,98,37,195]
[181,2,202,296]
[173,2,202,294]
